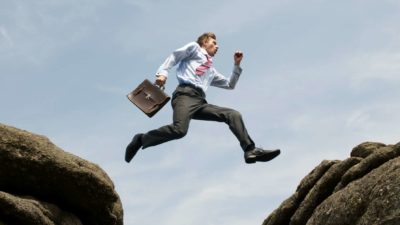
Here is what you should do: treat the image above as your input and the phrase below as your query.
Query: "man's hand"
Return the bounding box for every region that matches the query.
[155,75,167,87]
[234,51,243,66]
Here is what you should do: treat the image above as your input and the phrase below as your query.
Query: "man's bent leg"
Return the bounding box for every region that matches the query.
[193,104,255,151]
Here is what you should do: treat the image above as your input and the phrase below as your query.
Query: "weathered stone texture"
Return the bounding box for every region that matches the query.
[0,123,123,225]
[263,142,400,225]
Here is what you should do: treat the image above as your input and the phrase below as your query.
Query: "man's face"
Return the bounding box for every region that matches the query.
[202,38,219,56]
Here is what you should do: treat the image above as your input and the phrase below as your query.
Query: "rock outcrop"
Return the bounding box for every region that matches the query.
[263,142,400,225]
[0,124,123,225]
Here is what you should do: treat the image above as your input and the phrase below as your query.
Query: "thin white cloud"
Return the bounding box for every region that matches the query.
[96,84,127,96]
[0,26,13,48]
[348,52,400,82]
[151,157,314,225]
[199,0,294,34]
[121,0,157,10]
[0,0,105,67]
[113,0,295,56]
[346,110,372,129]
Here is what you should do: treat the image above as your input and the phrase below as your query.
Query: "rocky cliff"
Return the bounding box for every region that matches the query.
[0,124,123,225]
[2,123,399,225]
[263,141,400,225]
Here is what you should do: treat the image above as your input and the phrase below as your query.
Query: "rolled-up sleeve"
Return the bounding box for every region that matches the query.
[156,42,198,78]
[210,65,242,89]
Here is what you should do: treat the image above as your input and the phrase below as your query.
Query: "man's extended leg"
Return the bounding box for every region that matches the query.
[193,104,255,151]
[192,104,280,163]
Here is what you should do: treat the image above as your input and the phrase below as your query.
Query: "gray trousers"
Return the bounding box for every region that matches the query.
[141,84,255,152]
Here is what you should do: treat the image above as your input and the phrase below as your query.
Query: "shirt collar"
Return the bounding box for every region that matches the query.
[200,47,210,57]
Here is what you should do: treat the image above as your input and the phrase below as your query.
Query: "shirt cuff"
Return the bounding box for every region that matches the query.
[233,65,242,75]
[156,72,168,78]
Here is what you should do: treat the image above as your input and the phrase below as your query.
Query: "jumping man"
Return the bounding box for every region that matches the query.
[125,32,280,164]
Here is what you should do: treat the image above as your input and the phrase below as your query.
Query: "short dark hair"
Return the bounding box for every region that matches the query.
[197,32,216,47]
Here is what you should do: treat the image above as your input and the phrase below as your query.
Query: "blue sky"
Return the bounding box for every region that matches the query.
[1,0,400,224]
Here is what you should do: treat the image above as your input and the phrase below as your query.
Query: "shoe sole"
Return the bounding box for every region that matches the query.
[245,149,281,164]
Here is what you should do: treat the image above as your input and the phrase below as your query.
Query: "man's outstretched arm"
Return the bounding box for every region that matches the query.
[211,50,244,89]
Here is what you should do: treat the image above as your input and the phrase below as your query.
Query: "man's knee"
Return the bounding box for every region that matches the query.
[229,110,242,120]
[172,126,188,139]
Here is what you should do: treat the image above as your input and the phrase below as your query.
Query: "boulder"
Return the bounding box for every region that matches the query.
[0,123,123,225]
[0,191,82,225]
[263,142,400,225]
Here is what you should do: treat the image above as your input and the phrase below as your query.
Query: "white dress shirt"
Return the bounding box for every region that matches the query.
[156,42,242,92]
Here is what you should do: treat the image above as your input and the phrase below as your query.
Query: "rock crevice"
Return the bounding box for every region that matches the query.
[263,142,400,225]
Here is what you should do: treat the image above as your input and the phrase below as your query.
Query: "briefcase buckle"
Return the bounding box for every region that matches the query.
[145,93,152,100]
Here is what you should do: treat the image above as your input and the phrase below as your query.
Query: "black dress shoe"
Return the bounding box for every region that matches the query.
[244,147,280,164]
[125,134,143,163]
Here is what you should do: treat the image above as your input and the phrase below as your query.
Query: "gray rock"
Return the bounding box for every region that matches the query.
[0,124,123,225]
[289,157,361,225]
[351,142,386,158]
[263,142,400,225]
[263,160,338,225]
[335,144,400,191]
[0,191,82,225]
[307,156,400,225]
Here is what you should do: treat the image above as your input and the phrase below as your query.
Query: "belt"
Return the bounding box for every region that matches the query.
[178,83,206,98]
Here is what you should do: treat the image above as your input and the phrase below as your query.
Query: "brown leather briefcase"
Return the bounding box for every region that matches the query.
[127,79,171,117]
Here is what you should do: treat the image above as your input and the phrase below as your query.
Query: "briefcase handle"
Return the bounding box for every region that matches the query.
[154,83,165,91]
[132,83,165,97]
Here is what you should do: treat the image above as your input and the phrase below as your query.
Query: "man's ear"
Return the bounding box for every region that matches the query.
[200,38,208,47]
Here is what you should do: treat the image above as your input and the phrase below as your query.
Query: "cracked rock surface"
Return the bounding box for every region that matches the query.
[0,123,123,225]
[263,141,400,225]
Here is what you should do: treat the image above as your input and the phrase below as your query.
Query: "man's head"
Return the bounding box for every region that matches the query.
[197,32,218,56]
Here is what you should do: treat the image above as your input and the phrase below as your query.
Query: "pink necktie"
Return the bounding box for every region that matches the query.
[195,55,212,76]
